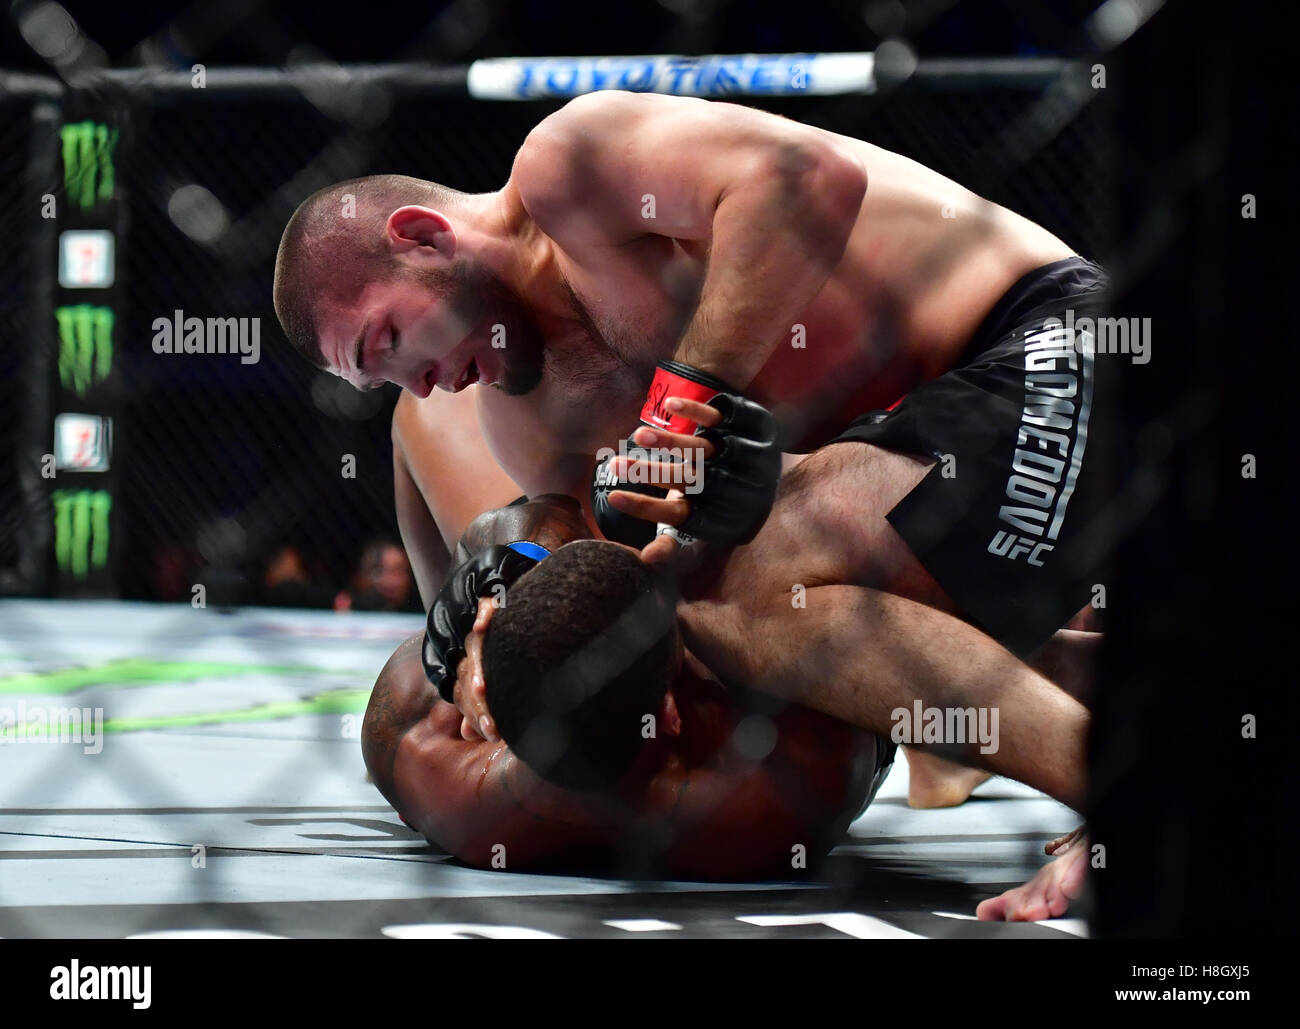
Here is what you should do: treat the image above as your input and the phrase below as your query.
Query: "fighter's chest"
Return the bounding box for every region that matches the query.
[475,350,645,497]
[558,235,705,368]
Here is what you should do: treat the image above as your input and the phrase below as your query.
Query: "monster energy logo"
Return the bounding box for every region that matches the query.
[61,121,117,211]
[53,489,112,580]
[55,305,113,396]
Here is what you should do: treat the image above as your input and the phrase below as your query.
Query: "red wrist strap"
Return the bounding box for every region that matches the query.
[639,362,727,434]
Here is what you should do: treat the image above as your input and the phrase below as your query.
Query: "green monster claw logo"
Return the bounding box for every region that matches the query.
[61,120,118,211]
[52,489,112,580]
[55,305,114,396]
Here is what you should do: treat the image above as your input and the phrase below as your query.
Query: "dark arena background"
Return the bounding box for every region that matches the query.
[0,0,1291,1000]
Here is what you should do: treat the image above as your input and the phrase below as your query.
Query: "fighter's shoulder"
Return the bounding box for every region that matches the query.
[511,93,707,240]
[514,92,715,185]
[361,634,442,783]
[520,91,699,154]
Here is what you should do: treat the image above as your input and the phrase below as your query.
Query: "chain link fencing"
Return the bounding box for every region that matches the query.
[0,39,1119,938]
[3,61,1112,606]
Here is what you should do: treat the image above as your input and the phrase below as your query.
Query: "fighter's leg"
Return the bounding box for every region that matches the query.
[904,625,1098,806]
[784,412,1101,907]
[649,429,1098,705]
[780,441,1102,804]
[776,442,1100,700]
[774,444,956,611]
[690,442,1089,806]
[679,582,1088,810]
[749,445,993,807]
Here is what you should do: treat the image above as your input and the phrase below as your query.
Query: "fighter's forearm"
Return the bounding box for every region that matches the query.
[393,446,450,609]
[680,585,1087,809]
[674,153,865,388]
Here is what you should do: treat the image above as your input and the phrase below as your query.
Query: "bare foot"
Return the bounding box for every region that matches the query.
[905,747,992,808]
[1044,825,1086,856]
[976,825,1089,920]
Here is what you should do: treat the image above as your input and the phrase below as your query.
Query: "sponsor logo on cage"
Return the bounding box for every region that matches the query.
[467,53,874,100]
[60,120,118,211]
[56,305,114,395]
[0,701,104,754]
[52,488,112,581]
[987,318,1096,567]
[890,701,999,754]
[54,413,112,472]
[151,309,261,364]
[49,960,150,1009]
[58,229,115,288]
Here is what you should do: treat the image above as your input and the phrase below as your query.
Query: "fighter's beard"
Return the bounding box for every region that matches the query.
[458,266,546,396]
[495,317,545,396]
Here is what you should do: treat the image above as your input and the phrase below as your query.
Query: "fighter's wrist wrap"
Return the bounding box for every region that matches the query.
[591,360,781,547]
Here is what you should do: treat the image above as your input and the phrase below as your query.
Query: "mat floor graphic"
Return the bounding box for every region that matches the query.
[0,601,1085,939]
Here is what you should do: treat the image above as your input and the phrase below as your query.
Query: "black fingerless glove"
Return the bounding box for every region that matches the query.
[422,543,543,703]
[591,360,781,547]
[591,436,666,549]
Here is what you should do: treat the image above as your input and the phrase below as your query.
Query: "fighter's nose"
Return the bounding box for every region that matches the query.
[406,366,435,398]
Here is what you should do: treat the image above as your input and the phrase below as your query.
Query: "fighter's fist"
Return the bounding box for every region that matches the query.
[592,360,781,547]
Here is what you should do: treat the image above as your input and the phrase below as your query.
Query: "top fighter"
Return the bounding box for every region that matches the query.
[272,91,1087,606]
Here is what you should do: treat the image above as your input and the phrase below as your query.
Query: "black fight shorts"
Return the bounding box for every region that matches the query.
[829,257,1115,657]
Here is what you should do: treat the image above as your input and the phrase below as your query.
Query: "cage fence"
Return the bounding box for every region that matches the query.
[1,60,1113,609]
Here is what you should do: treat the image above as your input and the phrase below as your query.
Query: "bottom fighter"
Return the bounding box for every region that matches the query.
[363,450,1093,885]
[362,496,887,880]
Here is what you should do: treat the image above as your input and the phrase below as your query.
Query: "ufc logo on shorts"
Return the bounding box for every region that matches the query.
[987,530,1053,566]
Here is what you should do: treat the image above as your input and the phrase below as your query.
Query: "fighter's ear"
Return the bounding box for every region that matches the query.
[386,205,456,259]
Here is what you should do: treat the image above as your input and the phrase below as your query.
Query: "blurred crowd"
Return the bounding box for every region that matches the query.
[148,537,421,613]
